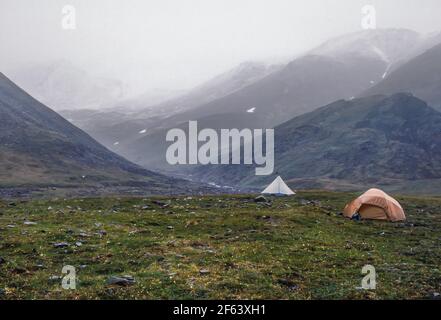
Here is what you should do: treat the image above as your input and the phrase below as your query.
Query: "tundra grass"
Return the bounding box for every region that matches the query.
[0,191,440,299]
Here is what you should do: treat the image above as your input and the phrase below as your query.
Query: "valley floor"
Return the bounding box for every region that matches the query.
[0,191,440,299]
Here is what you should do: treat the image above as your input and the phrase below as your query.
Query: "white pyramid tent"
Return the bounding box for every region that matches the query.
[261,176,295,196]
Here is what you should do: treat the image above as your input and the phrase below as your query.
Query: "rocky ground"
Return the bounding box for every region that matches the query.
[0,191,440,299]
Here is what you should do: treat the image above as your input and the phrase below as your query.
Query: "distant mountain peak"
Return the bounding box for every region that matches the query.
[310,28,423,65]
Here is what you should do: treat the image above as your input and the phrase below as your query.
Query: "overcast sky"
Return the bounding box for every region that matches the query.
[1,0,441,95]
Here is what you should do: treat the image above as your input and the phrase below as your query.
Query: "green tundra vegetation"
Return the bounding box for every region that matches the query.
[0,191,440,300]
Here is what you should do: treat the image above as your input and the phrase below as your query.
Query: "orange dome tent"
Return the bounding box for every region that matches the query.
[343,188,406,222]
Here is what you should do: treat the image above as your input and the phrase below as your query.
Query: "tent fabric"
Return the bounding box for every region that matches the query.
[343,188,405,222]
[261,176,295,196]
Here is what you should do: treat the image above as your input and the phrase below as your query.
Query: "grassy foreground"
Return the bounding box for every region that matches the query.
[0,191,440,300]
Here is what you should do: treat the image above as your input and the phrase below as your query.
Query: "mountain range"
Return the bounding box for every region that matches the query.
[0,73,209,197]
[189,93,441,194]
[106,28,441,175]
[59,61,279,149]
[4,28,441,195]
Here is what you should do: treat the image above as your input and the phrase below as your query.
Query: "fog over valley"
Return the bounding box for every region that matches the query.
[2,0,441,110]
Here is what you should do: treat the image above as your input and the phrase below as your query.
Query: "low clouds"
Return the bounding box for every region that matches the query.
[1,0,440,97]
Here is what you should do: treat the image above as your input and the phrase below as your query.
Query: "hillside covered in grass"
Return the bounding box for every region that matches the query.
[0,191,440,299]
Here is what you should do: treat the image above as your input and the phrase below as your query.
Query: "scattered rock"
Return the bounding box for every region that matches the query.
[23,221,37,226]
[254,195,269,203]
[152,200,170,208]
[141,205,150,210]
[199,269,210,275]
[224,262,236,269]
[12,267,27,274]
[49,275,61,282]
[277,278,299,291]
[144,253,165,261]
[299,199,321,206]
[107,275,135,286]
[104,288,115,296]
[78,232,90,237]
[53,242,69,248]
[75,242,83,247]
[8,202,16,207]
[167,226,174,230]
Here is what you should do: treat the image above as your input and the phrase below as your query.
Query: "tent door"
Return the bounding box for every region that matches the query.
[359,204,388,220]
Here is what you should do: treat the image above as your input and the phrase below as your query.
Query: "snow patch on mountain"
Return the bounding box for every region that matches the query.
[310,29,423,67]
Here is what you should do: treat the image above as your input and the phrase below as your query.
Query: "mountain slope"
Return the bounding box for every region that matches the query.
[129,61,280,117]
[160,53,387,130]
[0,72,203,195]
[310,28,423,67]
[158,29,424,129]
[8,61,125,111]
[189,93,441,193]
[62,29,426,167]
[115,30,423,172]
[60,61,279,150]
[363,43,441,111]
